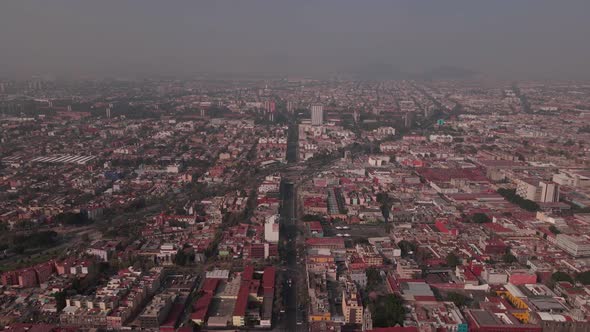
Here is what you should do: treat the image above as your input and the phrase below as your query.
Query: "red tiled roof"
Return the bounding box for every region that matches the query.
[233,283,250,317]
[368,327,419,332]
[263,267,275,289]
[418,168,487,182]
[306,237,345,247]
[414,295,437,302]
[201,278,219,294]
[242,266,254,282]
[308,221,323,232]
[160,303,183,328]
[448,192,503,201]
[484,223,513,233]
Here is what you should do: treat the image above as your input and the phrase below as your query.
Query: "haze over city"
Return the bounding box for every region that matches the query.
[2,0,590,79]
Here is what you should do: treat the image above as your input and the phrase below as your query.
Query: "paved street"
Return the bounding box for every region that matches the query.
[274,121,308,332]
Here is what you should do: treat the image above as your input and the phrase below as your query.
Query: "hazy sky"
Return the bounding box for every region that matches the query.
[1,0,590,79]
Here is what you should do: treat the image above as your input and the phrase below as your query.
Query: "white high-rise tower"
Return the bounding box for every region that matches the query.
[311,104,323,126]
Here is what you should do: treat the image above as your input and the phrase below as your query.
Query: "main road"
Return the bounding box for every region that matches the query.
[279,180,298,330]
[275,117,378,331]
[276,120,308,332]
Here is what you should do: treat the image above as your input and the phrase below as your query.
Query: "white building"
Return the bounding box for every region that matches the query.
[205,269,230,280]
[429,134,454,143]
[539,181,559,203]
[516,179,559,203]
[516,179,539,201]
[481,268,508,285]
[264,215,280,243]
[556,234,590,258]
[375,127,396,136]
[311,104,323,126]
[553,170,590,188]
[368,155,390,167]
[166,164,180,174]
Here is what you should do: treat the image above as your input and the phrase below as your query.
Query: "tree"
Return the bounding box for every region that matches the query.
[381,204,391,222]
[169,220,188,228]
[175,248,187,266]
[13,231,59,248]
[71,278,82,293]
[471,213,491,224]
[302,214,322,222]
[366,267,382,292]
[370,294,406,328]
[376,192,391,205]
[576,271,590,285]
[502,253,518,264]
[81,233,90,242]
[551,271,573,284]
[53,291,67,311]
[548,225,561,235]
[354,238,370,245]
[13,245,26,255]
[416,246,433,264]
[54,212,91,226]
[447,292,469,307]
[398,240,417,257]
[446,252,462,268]
[497,188,540,212]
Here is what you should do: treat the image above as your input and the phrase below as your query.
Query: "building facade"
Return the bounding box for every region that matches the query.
[311,104,323,126]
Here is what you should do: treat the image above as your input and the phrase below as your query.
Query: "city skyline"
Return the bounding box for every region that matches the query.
[2,2,590,331]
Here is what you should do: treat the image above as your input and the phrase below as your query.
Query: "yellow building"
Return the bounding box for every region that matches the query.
[342,281,363,324]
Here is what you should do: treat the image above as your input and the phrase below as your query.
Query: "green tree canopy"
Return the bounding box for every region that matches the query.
[370,294,406,328]
[471,213,491,223]
[366,267,382,292]
[447,292,469,307]
[576,271,590,285]
[551,271,573,284]
[497,188,540,212]
[446,252,462,268]
[502,253,518,264]
[548,225,561,235]
[398,240,417,257]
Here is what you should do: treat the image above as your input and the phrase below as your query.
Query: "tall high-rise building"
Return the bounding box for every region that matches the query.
[517,179,560,203]
[404,112,415,128]
[264,100,276,114]
[264,100,276,122]
[311,104,323,126]
[286,100,294,113]
[106,108,111,118]
[539,181,559,203]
